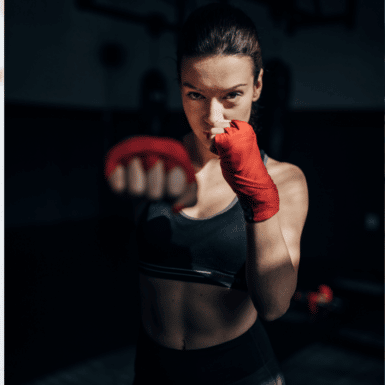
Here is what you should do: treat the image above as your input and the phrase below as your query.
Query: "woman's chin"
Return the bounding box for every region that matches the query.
[191,131,220,156]
[205,135,218,155]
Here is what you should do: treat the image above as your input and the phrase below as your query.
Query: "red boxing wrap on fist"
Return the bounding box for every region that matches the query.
[104,135,196,184]
[212,120,279,223]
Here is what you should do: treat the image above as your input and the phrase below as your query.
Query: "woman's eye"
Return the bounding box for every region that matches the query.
[225,92,241,100]
[186,91,241,101]
[187,92,203,100]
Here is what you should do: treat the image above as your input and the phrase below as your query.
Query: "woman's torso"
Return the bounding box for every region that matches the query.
[139,274,257,350]
[137,133,277,351]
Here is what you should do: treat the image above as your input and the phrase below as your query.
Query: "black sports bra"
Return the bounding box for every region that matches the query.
[135,149,268,292]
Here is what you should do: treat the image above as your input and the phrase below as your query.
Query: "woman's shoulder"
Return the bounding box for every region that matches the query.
[266,156,308,199]
[266,156,305,181]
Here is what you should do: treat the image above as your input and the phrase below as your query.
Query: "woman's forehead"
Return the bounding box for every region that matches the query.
[181,55,254,89]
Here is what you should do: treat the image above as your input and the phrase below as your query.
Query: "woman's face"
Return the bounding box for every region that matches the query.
[180,54,263,151]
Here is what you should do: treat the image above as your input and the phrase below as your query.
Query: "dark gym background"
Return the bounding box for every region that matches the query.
[5,0,383,384]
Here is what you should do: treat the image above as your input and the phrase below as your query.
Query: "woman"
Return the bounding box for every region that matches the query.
[106,3,308,384]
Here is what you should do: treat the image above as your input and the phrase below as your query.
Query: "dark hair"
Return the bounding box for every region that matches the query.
[176,3,264,133]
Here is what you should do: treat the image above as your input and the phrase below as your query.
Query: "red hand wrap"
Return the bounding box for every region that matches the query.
[104,135,196,185]
[212,120,279,223]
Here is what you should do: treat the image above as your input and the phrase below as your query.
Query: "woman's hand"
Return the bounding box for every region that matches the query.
[212,120,279,222]
[104,136,198,213]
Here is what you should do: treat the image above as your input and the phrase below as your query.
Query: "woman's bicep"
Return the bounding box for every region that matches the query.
[274,164,309,276]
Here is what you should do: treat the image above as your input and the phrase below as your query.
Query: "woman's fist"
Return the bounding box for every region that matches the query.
[105,136,198,212]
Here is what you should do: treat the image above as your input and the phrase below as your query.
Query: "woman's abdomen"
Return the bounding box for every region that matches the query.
[139,273,258,350]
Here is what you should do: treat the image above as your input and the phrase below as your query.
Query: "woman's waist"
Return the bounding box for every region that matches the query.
[139,278,258,350]
[140,309,258,351]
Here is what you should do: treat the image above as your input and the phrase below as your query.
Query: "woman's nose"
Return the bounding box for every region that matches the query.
[204,98,224,125]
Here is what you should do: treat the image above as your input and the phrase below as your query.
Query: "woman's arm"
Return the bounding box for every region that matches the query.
[246,163,309,321]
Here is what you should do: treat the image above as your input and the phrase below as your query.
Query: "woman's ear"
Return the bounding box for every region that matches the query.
[252,68,263,102]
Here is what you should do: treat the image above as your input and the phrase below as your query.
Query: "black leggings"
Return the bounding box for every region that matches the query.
[133,318,286,385]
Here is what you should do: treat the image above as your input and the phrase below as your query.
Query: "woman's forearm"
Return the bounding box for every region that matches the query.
[245,214,297,321]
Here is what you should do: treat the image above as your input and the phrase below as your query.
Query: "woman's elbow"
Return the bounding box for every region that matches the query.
[260,302,290,322]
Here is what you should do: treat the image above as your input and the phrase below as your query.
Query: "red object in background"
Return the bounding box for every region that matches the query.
[318,284,333,302]
[307,292,319,315]
[294,284,334,315]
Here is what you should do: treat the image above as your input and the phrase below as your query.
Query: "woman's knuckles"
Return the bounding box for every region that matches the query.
[109,164,125,193]
[127,157,146,195]
[142,154,161,171]
[111,155,189,201]
[147,160,166,199]
[167,166,187,197]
